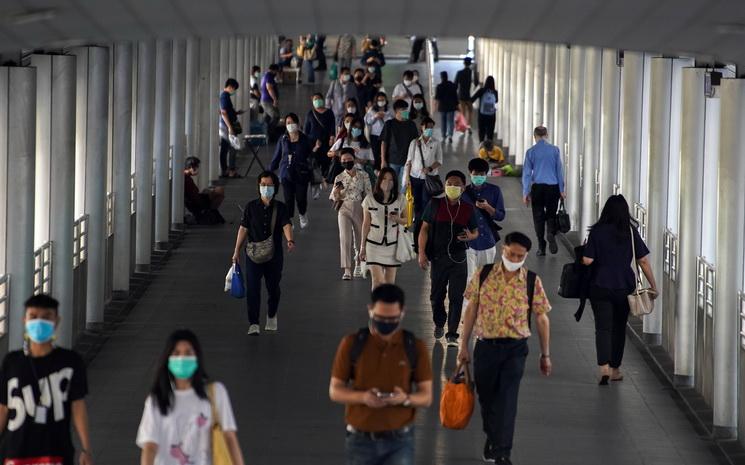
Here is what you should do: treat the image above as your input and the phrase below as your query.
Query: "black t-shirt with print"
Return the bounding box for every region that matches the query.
[0,348,88,464]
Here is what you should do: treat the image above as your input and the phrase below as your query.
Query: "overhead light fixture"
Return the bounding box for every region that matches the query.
[5,8,57,26]
[715,23,745,35]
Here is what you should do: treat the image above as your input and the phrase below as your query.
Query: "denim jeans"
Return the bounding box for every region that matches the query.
[389,164,405,187]
[440,111,455,138]
[345,428,414,465]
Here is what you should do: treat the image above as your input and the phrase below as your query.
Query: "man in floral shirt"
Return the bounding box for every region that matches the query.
[458,231,552,464]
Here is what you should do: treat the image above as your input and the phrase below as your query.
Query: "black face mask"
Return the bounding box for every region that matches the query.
[343,161,355,170]
[370,317,400,335]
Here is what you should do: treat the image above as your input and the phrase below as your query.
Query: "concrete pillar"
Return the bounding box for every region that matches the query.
[567,46,585,230]
[543,45,556,133]
[581,48,601,233]
[185,38,199,158]
[619,52,645,201]
[713,78,745,438]
[675,67,706,386]
[236,37,245,118]
[502,43,512,151]
[228,37,237,80]
[599,49,621,204]
[30,55,76,345]
[112,43,133,296]
[197,39,211,190]
[509,42,518,157]
[554,45,570,166]
[495,43,504,139]
[135,40,156,270]
[515,43,526,162]
[532,43,545,128]
[71,46,109,325]
[645,57,673,341]
[154,40,172,247]
[523,43,533,160]
[171,39,186,228]
[210,38,222,183]
[1,67,37,349]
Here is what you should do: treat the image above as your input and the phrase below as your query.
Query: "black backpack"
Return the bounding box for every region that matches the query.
[349,328,418,381]
[557,244,592,321]
[479,264,537,328]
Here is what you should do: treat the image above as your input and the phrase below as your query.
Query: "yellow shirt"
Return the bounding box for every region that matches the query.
[464,265,551,339]
[478,147,505,163]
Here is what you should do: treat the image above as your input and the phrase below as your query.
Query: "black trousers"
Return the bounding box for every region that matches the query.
[370,135,382,170]
[478,113,496,142]
[530,183,560,249]
[429,255,467,337]
[282,179,309,218]
[219,137,236,173]
[590,286,631,368]
[474,338,528,459]
[409,177,431,253]
[245,252,283,325]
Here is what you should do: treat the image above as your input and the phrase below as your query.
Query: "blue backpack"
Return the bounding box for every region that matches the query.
[480,91,497,115]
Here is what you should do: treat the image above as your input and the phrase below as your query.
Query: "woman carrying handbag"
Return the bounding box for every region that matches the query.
[582,195,658,385]
[136,330,246,465]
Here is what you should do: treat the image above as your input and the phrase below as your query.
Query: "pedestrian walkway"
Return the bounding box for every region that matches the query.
[84,75,722,465]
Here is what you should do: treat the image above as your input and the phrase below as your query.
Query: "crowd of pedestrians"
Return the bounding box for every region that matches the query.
[0,47,660,465]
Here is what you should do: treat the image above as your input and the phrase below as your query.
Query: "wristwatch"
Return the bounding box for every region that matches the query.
[402,395,412,407]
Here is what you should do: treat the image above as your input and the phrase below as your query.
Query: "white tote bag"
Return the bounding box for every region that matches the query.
[395,227,417,263]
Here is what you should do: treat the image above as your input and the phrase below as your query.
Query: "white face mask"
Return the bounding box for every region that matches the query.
[403,79,412,86]
[502,254,525,272]
[286,123,299,133]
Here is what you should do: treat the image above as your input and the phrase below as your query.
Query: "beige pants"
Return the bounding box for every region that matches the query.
[338,200,363,269]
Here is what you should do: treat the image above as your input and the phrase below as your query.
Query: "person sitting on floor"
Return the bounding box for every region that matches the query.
[478,139,506,167]
[184,156,225,225]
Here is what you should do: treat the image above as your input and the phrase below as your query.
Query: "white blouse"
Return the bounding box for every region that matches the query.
[363,195,405,246]
[405,136,443,179]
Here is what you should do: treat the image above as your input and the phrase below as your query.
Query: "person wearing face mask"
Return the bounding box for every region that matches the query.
[360,39,386,78]
[462,158,506,281]
[304,93,336,198]
[380,99,420,183]
[329,284,432,465]
[325,113,357,184]
[409,93,430,128]
[458,231,552,464]
[352,68,371,109]
[342,98,362,126]
[260,64,281,130]
[360,168,410,290]
[392,70,423,107]
[270,113,320,229]
[405,117,443,250]
[330,148,373,280]
[298,34,317,84]
[231,171,294,335]
[417,171,479,347]
[365,92,394,170]
[219,78,245,179]
[470,75,499,142]
[434,71,459,143]
[326,66,358,127]
[0,294,92,465]
[329,117,374,178]
[455,57,477,135]
[137,329,246,465]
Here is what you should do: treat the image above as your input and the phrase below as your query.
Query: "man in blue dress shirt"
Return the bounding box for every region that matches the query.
[522,126,566,256]
[463,158,506,280]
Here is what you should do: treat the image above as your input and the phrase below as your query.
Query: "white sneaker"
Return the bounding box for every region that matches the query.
[299,214,309,229]
[353,263,363,278]
[265,316,278,331]
[247,324,260,336]
[312,186,320,200]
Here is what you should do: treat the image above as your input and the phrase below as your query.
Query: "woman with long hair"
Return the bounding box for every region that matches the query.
[582,195,658,385]
[329,116,375,181]
[470,75,499,142]
[136,329,246,465]
[365,92,394,170]
[360,167,409,289]
[410,93,430,128]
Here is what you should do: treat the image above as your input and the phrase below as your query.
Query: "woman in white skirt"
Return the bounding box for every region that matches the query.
[360,167,409,290]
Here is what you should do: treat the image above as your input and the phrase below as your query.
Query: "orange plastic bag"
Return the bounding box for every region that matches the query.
[454,111,469,133]
[439,363,475,429]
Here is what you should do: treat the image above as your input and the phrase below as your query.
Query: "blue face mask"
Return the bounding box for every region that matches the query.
[471,175,487,186]
[260,185,275,198]
[25,319,55,344]
[351,127,363,138]
[168,356,199,380]
[423,128,433,138]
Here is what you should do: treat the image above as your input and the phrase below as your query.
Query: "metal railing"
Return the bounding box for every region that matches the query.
[697,257,715,319]
[633,203,647,241]
[73,214,89,268]
[130,173,136,215]
[106,192,114,237]
[739,292,745,349]
[663,229,679,282]
[33,241,52,295]
[0,275,8,338]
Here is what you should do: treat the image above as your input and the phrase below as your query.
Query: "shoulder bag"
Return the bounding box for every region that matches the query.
[556,200,571,233]
[246,206,278,264]
[395,210,417,264]
[417,141,444,196]
[208,383,234,465]
[627,226,656,317]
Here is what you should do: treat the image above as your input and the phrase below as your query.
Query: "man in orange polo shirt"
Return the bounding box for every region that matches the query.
[329,284,432,465]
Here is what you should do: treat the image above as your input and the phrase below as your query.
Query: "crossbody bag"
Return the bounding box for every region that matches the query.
[417,141,444,196]
[246,205,278,264]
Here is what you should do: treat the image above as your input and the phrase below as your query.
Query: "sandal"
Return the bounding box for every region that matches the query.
[342,272,352,281]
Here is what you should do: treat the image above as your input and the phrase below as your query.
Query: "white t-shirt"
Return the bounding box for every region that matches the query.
[331,138,374,168]
[392,82,424,106]
[136,382,238,465]
[406,137,443,179]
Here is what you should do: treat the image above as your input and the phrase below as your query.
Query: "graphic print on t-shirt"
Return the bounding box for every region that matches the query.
[6,367,73,430]
[168,410,210,465]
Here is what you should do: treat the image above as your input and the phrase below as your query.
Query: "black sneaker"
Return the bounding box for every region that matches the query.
[536,248,546,257]
[446,335,459,347]
[434,327,445,340]
[482,440,496,462]
[548,234,558,254]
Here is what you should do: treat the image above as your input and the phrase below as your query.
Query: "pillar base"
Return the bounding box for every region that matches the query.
[713,426,737,440]
[673,374,694,387]
[111,290,130,301]
[171,223,186,231]
[643,332,662,346]
[155,241,171,251]
[135,264,151,273]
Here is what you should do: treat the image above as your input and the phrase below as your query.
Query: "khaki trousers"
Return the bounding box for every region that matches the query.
[338,200,363,269]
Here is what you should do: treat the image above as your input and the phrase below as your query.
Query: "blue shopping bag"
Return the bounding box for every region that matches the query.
[230,263,246,299]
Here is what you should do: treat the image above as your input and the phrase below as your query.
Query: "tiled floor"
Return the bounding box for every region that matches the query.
[85,63,724,464]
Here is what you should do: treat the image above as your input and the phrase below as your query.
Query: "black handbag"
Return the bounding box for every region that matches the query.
[558,262,583,299]
[418,142,444,196]
[232,120,243,135]
[556,200,571,233]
